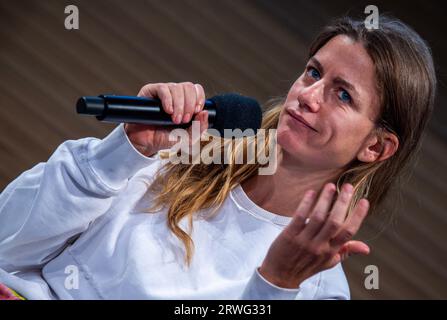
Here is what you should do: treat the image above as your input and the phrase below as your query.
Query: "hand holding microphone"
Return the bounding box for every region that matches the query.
[76,82,263,157]
[125,82,209,157]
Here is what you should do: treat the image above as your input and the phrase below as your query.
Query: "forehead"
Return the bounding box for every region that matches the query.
[313,35,380,116]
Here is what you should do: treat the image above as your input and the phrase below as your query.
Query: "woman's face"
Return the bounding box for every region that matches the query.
[277,34,381,171]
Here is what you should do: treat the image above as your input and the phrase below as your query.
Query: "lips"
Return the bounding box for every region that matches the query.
[286,109,317,132]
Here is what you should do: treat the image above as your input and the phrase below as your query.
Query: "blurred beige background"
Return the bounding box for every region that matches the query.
[0,0,446,299]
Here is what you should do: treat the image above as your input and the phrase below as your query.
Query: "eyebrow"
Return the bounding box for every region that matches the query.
[309,56,360,99]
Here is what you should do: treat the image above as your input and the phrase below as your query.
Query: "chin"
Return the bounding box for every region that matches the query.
[277,129,302,155]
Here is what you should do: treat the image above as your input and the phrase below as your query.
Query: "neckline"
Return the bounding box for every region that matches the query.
[230,184,293,226]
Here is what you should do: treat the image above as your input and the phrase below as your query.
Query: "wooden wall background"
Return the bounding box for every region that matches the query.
[0,0,446,299]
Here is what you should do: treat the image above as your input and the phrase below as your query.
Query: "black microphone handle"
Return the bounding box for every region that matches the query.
[76,95,217,128]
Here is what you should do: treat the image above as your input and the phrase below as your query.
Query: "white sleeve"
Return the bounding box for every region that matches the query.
[0,123,159,272]
[240,263,350,300]
[240,267,300,300]
[312,263,350,300]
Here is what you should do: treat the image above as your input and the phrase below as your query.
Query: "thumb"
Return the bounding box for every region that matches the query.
[198,110,208,136]
[339,240,370,260]
[189,111,208,135]
[187,111,208,156]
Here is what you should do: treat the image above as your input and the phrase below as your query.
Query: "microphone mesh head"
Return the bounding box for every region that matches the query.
[208,93,262,137]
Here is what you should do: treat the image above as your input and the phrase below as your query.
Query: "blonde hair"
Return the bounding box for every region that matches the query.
[144,99,280,266]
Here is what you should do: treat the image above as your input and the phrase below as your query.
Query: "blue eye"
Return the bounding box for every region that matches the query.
[338,89,352,103]
[307,67,321,80]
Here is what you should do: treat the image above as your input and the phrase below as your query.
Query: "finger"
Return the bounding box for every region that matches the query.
[156,84,173,114]
[330,198,369,247]
[137,83,157,98]
[194,83,206,113]
[325,240,370,267]
[199,110,209,135]
[340,240,370,257]
[138,83,173,114]
[287,190,317,234]
[189,111,208,138]
[186,111,208,161]
[315,183,354,241]
[327,240,370,266]
[301,183,337,239]
[169,83,185,124]
[182,82,197,123]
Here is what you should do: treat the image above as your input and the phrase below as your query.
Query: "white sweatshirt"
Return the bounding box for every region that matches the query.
[0,124,350,300]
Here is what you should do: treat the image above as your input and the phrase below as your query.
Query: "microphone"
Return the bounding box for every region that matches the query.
[76,94,262,137]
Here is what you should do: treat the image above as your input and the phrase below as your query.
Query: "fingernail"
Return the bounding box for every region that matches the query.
[306,190,315,198]
[175,114,182,124]
[195,104,201,113]
[183,113,191,123]
[345,184,353,193]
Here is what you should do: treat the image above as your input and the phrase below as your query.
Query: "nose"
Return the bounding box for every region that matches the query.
[297,81,324,113]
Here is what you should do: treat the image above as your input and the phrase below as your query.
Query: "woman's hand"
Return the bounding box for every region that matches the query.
[124,82,209,157]
[258,183,370,289]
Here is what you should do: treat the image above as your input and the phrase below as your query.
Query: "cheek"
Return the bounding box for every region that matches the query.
[324,121,373,164]
[276,108,373,169]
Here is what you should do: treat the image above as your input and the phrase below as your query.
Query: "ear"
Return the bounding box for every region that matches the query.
[357,129,399,163]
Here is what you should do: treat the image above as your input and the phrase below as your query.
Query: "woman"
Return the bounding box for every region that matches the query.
[0,15,436,299]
